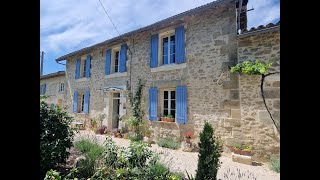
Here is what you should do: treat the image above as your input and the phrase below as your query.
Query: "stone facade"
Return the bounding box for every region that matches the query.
[40,72,67,107]
[58,0,279,161]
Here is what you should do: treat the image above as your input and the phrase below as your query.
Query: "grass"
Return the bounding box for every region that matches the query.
[73,138,105,178]
[270,155,280,173]
[157,137,180,150]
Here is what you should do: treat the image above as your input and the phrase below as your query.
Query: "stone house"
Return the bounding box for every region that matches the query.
[55,0,280,160]
[40,71,67,108]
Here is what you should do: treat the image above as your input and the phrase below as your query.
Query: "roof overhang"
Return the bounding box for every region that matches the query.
[40,71,65,80]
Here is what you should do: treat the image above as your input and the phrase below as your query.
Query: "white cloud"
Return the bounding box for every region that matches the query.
[41,0,280,57]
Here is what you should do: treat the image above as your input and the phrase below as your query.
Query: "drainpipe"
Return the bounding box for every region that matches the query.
[237,0,243,33]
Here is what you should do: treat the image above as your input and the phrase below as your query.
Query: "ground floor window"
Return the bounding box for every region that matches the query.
[77,93,85,113]
[163,90,175,118]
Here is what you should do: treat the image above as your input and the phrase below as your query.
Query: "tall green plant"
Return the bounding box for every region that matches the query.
[40,96,75,179]
[127,79,145,136]
[195,122,222,180]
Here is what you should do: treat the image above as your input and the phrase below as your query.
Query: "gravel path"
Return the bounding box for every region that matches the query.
[74,131,280,180]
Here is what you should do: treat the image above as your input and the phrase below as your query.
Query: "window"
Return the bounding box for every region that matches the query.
[77,93,85,113]
[114,51,120,73]
[163,90,176,118]
[40,84,46,95]
[162,35,175,65]
[76,55,91,79]
[80,59,87,78]
[59,83,65,92]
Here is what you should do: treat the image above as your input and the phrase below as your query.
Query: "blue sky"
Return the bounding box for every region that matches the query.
[40,0,280,75]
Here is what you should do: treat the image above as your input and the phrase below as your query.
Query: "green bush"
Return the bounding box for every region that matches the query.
[195,122,222,180]
[129,132,144,142]
[44,169,62,180]
[73,138,105,178]
[157,137,180,149]
[40,96,75,179]
[270,155,280,173]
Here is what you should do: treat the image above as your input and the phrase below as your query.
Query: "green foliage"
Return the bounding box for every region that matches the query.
[186,170,195,180]
[126,141,153,168]
[40,97,75,179]
[129,132,144,142]
[165,114,173,118]
[230,60,272,75]
[270,155,280,173]
[73,138,105,178]
[127,79,145,121]
[104,136,119,168]
[44,169,62,180]
[234,144,253,151]
[145,162,170,179]
[195,122,222,180]
[157,137,180,150]
[127,116,140,127]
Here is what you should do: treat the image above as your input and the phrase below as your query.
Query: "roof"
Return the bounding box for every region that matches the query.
[237,21,280,38]
[40,71,65,80]
[56,0,235,61]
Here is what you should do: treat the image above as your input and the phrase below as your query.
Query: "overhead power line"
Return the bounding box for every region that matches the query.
[98,0,132,55]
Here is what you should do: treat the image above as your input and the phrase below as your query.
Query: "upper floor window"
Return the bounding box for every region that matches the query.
[59,82,65,92]
[150,25,185,69]
[105,44,128,75]
[75,55,91,79]
[162,34,175,65]
[40,84,46,95]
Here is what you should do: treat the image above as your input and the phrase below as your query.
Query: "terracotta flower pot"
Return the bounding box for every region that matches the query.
[160,117,175,122]
[186,138,191,143]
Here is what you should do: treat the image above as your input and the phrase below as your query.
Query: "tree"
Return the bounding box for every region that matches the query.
[195,122,222,180]
[40,96,75,179]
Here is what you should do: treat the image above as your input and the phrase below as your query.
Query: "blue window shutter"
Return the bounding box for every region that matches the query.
[84,91,90,114]
[150,34,158,68]
[43,84,46,94]
[176,85,187,124]
[50,104,55,110]
[86,55,91,78]
[149,87,158,120]
[119,44,127,72]
[175,26,186,63]
[73,91,78,113]
[105,49,111,75]
[75,58,81,79]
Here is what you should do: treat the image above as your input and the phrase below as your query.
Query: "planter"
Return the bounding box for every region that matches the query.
[185,138,191,143]
[226,145,253,156]
[160,117,175,122]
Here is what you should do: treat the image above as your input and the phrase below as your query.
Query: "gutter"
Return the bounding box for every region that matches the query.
[237,25,280,38]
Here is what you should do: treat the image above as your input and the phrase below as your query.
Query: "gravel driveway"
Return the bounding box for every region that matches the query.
[75,131,280,180]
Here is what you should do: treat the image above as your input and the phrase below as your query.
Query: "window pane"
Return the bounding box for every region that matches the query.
[163,37,168,64]
[164,91,168,99]
[113,93,120,98]
[171,91,175,99]
[170,35,175,63]
[164,110,168,116]
[170,110,175,118]
[164,100,168,108]
[171,100,175,109]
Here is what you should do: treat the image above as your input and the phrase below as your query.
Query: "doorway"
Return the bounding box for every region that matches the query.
[112,93,120,129]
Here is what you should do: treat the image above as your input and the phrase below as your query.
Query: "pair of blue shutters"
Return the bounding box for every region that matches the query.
[149,86,187,124]
[75,55,91,79]
[150,25,185,68]
[41,84,46,95]
[105,44,128,75]
[73,91,90,114]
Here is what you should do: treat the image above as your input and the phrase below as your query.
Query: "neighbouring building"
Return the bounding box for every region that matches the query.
[55,0,280,161]
[40,71,67,108]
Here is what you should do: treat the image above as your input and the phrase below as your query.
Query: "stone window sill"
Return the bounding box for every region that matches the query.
[151,63,186,73]
[158,120,176,124]
[76,77,89,82]
[105,72,128,78]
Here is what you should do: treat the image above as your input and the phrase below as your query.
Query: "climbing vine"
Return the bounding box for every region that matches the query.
[127,79,145,136]
[230,60,280,134]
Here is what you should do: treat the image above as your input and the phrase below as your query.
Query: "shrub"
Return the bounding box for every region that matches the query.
[40,97,74,179]
[195,122,222,180]
[73,138,105,178]
[270,155,280,173]
[157,137,180,150]
[222,168,257,180]
[104,136,119,168]
[44,169,62,180]
[127,141,153,168]
[129,132,144,142]
[145,162,170,179]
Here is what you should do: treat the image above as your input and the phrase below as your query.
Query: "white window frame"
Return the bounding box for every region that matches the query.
[111,47,121,74]
[160,88,176,118]
[77,92,85,113]
[59,82,65,92]
[158,30,175,66]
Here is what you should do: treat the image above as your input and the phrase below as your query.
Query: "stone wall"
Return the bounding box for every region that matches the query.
[40,76,67,107]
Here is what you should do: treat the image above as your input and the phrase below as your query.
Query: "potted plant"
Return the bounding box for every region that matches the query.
[160,114,174,122]
[184,132,192,143]
[229,144,253,156]
[112,128,122,138]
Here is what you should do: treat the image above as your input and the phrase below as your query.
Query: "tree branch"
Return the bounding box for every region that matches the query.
[260,72,280,134]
